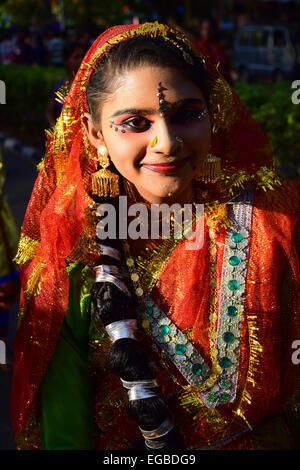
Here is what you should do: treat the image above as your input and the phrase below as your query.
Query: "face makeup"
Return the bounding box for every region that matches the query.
[141,156,190,174]
[109,119,126,133]
[157,82,168,117]
[85,66,211,204]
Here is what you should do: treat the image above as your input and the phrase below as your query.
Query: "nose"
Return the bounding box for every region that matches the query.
[150,119,182,157]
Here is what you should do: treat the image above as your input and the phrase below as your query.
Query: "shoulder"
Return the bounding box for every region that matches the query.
[253,179,300,218]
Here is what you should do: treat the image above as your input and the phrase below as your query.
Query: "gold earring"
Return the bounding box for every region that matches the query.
[195,154,222,183]
[91,145,119,197]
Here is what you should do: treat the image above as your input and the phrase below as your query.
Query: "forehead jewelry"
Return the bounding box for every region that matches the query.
[157,82,168,117]
[198,108,208,121]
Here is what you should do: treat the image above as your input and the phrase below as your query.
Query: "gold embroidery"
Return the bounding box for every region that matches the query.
[18,260,46,326]
[231,313,263,431]
[211,77,235,133]
[14,232,40,266]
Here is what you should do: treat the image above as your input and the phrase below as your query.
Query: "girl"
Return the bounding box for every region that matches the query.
[11,22,300,450]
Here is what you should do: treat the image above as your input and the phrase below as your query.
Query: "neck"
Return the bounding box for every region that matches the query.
[124,181,196,207]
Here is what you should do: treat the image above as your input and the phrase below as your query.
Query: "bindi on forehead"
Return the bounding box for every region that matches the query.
[105,66,206,124]
[108,98,206,120]
[157,82,168,117]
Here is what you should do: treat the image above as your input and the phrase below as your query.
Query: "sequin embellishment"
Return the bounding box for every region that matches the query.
[139,187,254,408]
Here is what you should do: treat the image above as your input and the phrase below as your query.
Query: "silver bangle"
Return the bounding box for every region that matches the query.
[121,378,159,390]
[105,319,137,343]
[128,384,160,401]
[99,245,120,260]
[145,438,168,450]
[95,272,131,296]
[94,265,120,276]
[140,418,174,439]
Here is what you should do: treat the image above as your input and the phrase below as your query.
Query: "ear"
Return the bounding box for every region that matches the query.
[82,112,105,149]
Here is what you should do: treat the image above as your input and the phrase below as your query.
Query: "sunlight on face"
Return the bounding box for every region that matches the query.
[87,66,211,204]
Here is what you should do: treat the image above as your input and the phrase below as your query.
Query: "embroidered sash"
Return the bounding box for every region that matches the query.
[141,187,254,408]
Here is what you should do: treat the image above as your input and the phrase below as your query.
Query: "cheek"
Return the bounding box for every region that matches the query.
[105,132,146,173]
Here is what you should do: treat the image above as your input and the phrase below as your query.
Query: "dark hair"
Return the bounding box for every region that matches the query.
[86,35,212,124]
[89,36,211,450]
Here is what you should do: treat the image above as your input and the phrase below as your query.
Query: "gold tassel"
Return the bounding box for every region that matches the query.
[91,145,119,197]
[91,168,119,197]
[196,154,222,183]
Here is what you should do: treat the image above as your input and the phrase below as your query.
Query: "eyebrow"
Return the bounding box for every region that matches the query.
[172,98,205,108]
[110,107,155,118]
[109,98,205,118]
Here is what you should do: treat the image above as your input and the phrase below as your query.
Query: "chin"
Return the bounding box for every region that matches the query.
[133,172,195,204]
[155,173,192,191]
[146,184,191,204]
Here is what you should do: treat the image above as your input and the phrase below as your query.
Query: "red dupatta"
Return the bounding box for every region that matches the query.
[11,22,280,438]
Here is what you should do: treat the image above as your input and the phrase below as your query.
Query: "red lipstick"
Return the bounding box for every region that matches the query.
[142,157,189,173]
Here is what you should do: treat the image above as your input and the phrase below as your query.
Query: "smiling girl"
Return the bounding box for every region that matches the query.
[84,62,211,206]
[11,23,300,450]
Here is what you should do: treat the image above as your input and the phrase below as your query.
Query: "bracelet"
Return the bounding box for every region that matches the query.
[94,265,120,276]
[140,417,174,439]
[98,244,120,260]
[121,378,159,390]
[128,384,160,401]
[145,438,168,450]
[106,319,137,343]
[94,272,131,296]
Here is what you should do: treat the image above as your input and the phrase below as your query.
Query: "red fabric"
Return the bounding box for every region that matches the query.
[151,180,300,447]
[10,22,280,439]
[196,38,232,84]
[10,23,149,436]
[152,218,225,363]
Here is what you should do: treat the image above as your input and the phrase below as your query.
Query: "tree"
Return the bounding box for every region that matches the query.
[0,0,49,28]
[0,0,142,30]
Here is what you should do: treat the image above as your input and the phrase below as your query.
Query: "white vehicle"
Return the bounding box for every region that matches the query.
[234,25,297,81]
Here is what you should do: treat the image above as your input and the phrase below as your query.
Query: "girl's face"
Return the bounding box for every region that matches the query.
[84,65,211,204]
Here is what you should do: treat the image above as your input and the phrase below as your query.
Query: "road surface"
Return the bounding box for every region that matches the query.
[0,144,38,450]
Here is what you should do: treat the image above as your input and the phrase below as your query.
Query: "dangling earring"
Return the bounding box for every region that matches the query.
[196,154,222,183]
[91,145,119,197]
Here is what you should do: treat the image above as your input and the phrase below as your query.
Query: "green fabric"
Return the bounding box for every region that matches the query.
[40,263,97,450]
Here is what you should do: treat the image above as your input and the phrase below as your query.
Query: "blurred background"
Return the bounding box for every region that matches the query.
[1,0,300,175]
[0,0,299,450]
[1,0,300,176]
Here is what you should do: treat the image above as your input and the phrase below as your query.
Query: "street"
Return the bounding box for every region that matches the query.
[0,143,38,450]
[2,145,38,229]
